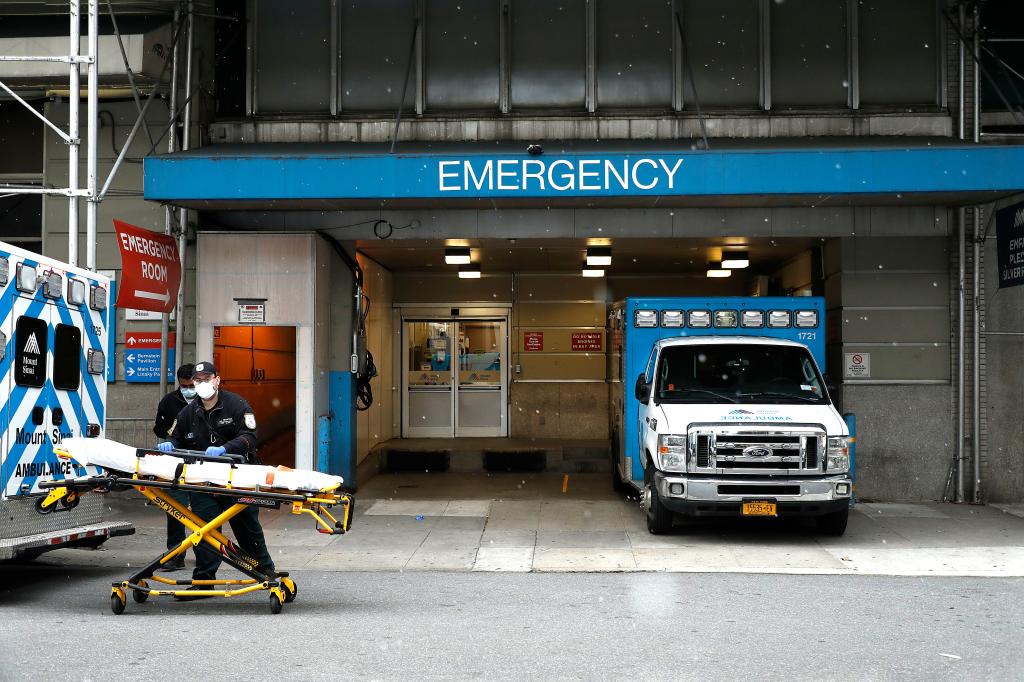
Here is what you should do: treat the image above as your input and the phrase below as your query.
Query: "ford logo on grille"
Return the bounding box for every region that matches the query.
[742,446,773,457]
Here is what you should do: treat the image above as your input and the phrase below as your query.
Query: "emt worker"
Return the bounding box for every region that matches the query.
[152,363,195,571]
[157,361,276,598]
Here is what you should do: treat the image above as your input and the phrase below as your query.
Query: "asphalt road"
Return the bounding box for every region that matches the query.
[0,565,1019,681]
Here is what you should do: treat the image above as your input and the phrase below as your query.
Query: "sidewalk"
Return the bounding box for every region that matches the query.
[35,473,1024,577]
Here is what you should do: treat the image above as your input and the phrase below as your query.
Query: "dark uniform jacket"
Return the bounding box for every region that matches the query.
[168,388,258,462]
[153,389,191,439]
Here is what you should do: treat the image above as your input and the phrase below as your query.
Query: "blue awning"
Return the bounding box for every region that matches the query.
[143,142,1024,207]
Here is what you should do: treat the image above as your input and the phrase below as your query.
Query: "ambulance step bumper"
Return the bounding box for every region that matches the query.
[0,521,135,561]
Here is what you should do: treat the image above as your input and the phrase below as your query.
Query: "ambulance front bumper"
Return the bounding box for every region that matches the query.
[653,472,852,517]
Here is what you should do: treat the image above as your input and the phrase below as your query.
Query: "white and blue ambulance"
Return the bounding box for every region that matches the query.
[610,297,852,536]
[0,241,132,560]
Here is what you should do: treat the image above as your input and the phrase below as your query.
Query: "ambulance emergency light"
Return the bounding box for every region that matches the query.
[0,256,8,285]
[688,310,711,328]
[795,310,818,328]
[87,348,105,375]
[660,310,684,327]
[0,331,6,360]
[714,310,738,328]
[43,271,62,299]
[15,263,37,293]
[768,310,792,328]
[741,310,764,328]
[90,284,107,311]
[634,310,657,327]
[68,278,87,306]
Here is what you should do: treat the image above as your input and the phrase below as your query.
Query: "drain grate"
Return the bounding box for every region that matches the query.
[483,450,546,473]
[380,450,450,473]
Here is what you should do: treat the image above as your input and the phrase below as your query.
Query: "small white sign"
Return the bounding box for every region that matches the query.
[238,303,266,324]
[125,308,174,321]
[844,352,871,379]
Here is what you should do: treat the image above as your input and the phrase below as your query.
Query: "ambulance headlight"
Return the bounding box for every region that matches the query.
[634,310,657,328]
[796,310,818,328]
[657,434,688,472]
[16,263,37,293]
[826,436,850,473]
[660,310,684,328]
[68,278,87,306]
[741,310,764,328]
[0,256,8,285]
[87,348,105,375]
[768,310,792,328]
[89,285,107,312]
[43,271,62,299]
[688,310,711,328]
[714,310,738,328]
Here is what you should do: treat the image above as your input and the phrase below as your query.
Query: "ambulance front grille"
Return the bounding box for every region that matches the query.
[689,429,825,474]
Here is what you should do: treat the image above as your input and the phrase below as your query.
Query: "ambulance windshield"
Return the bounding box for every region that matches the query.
[655,344,828,405]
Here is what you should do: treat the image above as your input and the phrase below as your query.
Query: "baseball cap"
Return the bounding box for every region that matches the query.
[191,361,218,378]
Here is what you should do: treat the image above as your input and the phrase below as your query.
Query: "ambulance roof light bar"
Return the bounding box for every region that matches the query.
[634,310,658,327]
[0,256,8,286]
[68,278,87,306]
[16,263,37,293]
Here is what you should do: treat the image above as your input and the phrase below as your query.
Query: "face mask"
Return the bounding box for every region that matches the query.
[180,387,197,400]
[195,381,217,401]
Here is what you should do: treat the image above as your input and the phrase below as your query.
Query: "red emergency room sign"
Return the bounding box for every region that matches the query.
[125,332,176,349]
[113,219,182,313]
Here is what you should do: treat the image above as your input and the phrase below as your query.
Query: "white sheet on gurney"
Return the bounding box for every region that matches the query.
[59,437,344,492]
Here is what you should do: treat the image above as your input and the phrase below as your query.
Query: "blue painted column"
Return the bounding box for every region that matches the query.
[328,371,357,487]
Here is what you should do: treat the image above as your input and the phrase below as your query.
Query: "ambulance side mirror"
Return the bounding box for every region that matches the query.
[635,373,651,405]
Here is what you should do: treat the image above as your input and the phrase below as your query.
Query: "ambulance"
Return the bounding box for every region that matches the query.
[0,241,133,560]
[610,297,853,535]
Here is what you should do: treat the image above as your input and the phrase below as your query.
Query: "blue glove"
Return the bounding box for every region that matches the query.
[205,446,227,457]
[156,442,174,453]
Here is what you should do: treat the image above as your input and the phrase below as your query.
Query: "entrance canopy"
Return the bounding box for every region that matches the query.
[143,140,1024,210]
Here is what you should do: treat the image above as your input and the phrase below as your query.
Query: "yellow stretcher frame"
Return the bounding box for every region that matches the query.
[40,464,353,615]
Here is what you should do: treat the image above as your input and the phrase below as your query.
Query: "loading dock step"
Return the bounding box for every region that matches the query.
[372,438,610,475]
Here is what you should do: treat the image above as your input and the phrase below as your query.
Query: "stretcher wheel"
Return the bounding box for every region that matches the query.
[111,590,126,615]
[59,492,80,510]
[132,580,149,603]
[34,497,54,515]
[269,592,283,614]
[281,577,297,603]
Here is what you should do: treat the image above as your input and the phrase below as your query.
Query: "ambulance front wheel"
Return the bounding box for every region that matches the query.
[643,466,674,535]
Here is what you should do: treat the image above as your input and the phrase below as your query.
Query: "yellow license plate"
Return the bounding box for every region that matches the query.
[742,501,777,516]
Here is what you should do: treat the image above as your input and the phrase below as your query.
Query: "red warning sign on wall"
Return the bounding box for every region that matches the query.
[523,331,544,351]
[113,219,181,313]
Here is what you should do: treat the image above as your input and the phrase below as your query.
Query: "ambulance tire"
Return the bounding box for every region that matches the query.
[815,507,849,537]
[644,465,674,535]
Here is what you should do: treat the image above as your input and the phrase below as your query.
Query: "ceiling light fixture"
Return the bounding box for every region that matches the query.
[458,264,481,279]
[582,264,605,278]
[586,246,612,266]
[720,250,750,269]
[445,247,472,265]
[706,261,732,278]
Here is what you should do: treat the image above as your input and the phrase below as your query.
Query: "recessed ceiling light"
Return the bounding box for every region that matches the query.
[458,264,481,279]
[582,264,605,278]
[445,247,471,265]
[706,261,732,278]
[586,246,612,266]
[721,250,750,269]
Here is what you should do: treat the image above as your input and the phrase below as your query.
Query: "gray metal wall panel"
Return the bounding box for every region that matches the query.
[841,272,949,307]
[841,308,949,343]
[770,0,849,107]
[595,0,673,109]
[425,0,501,111]
[510,0,586,109]
[339,0,418,112]
[254,0,333,114]
[680,0,760,108]
[858,0,939,105]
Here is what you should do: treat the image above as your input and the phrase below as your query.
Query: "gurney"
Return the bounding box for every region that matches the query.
[39,438,354,615]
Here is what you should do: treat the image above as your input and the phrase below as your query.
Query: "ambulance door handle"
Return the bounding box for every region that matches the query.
[32,406,44,425]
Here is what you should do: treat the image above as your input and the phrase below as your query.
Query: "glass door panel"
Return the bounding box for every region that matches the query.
[403,321,454,437]
[455,320,506,437]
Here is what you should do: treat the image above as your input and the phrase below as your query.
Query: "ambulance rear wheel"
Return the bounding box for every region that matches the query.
[269,593,283,614]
